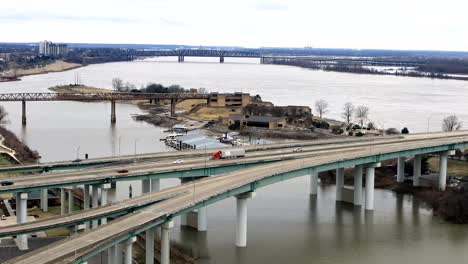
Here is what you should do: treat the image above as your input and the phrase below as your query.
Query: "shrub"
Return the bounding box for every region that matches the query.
[385,128,400,135]
[401,127,410,134]
[355,131,365,137]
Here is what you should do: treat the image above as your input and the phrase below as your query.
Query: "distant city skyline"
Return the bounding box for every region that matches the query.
[2,0,468,51]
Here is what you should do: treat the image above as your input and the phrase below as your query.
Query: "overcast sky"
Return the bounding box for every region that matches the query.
[2,0,467,51]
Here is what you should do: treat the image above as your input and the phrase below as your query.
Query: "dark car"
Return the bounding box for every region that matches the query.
[0,181,14,186]
[117,169,129,173]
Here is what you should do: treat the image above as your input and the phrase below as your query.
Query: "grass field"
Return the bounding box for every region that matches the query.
[428,156,468,177]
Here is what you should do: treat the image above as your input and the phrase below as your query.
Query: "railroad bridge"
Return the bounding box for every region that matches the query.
[132,49,261,63]
[0,92,210,125]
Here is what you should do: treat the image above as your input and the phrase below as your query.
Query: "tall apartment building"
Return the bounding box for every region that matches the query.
[38,40,68,57]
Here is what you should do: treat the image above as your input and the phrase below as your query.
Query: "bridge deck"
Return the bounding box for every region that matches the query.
[6,132,468,264]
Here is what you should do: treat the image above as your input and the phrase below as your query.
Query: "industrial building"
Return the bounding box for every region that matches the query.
[38,41,68,57]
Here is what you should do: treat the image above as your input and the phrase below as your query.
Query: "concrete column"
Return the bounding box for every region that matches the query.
[145,227,156,264]
[60,188,66,215]
[439,151,448,191]
[16,192,28,250]
[197,207,208,231]
[142,179,151,194]
[180,213,188,226]
[235,192,256,247]
[161,221,174,264]
[170,98,176,117]
[353,165,363,206]
[115,244,123,264]
[40,188,48,212]
[100,183,110,225]
[220,56,224,63]
[111,100,116,124]
[413,155,422,187]
[107,246,115,264]
[21,100,26,125]
[151,178,160,192]
[336,168,345,201]
[365,163,381,211]
[91,185,99,228]
[310,172,318,195]
[124,237,136,264]
[83,185,90,210]
[67,188,74,213]
[397,157,405,183]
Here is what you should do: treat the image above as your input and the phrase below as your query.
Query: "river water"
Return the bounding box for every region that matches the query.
[0,58,467,263]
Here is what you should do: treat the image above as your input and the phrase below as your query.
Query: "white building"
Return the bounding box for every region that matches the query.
[38,40,68,57]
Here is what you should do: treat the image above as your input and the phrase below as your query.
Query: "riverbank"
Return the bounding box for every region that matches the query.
[14,60,82,78]
[0,126,40,165]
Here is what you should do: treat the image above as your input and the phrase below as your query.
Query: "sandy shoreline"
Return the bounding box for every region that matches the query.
[14,60,82,78]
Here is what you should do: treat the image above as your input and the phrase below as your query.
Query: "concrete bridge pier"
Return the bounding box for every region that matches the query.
[110,100,116,123]
[177,56,185,62]
[151,178,160,192]
[365,163,381,210]
[15,192,28,250]
[197,207,208,231]
[145,227,157,264]
[124,237,136,264]
[60,188,66,215]
[439,151,449,191]
[336,168,345,201]
[91,185,99,228]
[83,184,90,228]
[21,100,26,125]
[113,243,123,264]
[170,98,176,117]
[413,155,422,186]
[142,179,151,194]
[40,188,48,212]
[100,183,110,225]
[235,191,256,247]
[309,172,318,195]
[67,187,74,213]
[220,56,224,63]
[353,165,363,206]
[161,220,174,264]
[397,157,406,183]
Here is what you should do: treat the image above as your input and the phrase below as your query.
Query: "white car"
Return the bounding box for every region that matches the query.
[293,147,303,152]
[173,159,184,164]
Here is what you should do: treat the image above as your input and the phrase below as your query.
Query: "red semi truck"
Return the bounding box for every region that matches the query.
[211,149,246,160]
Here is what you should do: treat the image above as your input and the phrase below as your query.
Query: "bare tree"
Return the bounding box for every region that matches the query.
[342,102,355,125]
[314,99,329,119]
[355,106,369,127]
[442,115,462,131]
[112,78,123,91]
[0,106,8,126]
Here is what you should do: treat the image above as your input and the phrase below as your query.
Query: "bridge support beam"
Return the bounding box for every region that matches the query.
[353,165,363,206]
[336,168,344,201]
[124,236,136,264]
[170,98,176,117]
[413,155,422,187]
[67,188,74,213]
[145,227,156,264]
[142,179,151,194]
[151,178,160,192]
[83,184,90,228]
[310,172,318,195]
[114,244,123,264]
[60,188,66,215]
[439,151,449,191]
[220,56,224,63]
[100,183,110,225]
[21,100,26,125]
[16,192,28,250]
[365,163,381,211]
[91,185,99,228]
[108,245,116,264]
[161,220,174,264]
[235,191,256,247]
[197,206,208,231]
[111,100,116,123]
[40,188,48,212]
[397,157,406,183]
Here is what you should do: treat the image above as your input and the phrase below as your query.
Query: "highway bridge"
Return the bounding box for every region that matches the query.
[1,131,467,264]
[0,92,210,124]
